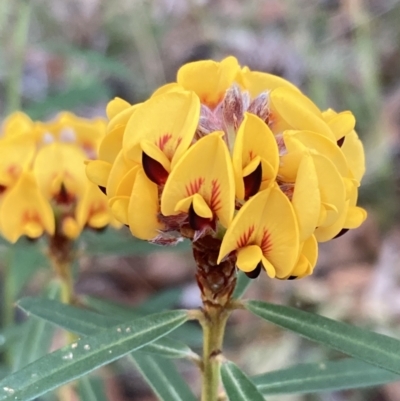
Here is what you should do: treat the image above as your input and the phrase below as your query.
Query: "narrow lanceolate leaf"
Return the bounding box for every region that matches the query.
[233,271,251,299]
[253,358,400,395]
[246,301,400,375]
[129,353,197,401]
[221,361,265,401]
[77,376,108,401]
[0,310,188,401]
[17,297,193,360]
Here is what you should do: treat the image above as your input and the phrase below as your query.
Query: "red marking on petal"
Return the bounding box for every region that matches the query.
[188,202,212,231]
[337,136,346,147]
[244,162,262,199]
[245,262,262,279]
[209,179,222,211]
[236,225,255,248]
[53,183,76,205]
[0,185,7,195]
[260,229,271,254]
[185,177,205,196]
[333,228,349,239]
[142,152,169,185]
[156,133,173,151]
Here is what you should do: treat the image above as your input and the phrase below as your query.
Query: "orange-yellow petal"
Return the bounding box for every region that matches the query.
[322,109,356,141]
[177,56,241,108]
[291,153,320,241]
[128,169,165,240]
[233,113,279,199]
[106,97,131,120]
[34,143,87,199]
[0,173,55,243]
[161,133,235,228]
[85,160,112,188]
[106,150,138,198]
[218,185,299,278]
[270,88,335,140]
[124,91,200,170]
[241,67,301,97]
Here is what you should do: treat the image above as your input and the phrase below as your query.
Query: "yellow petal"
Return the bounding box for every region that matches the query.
[34,143,87,199]
[0,173,55,243]
[312,153,346,227]
[241,67,301,97]
[115,165,140,197]
[76,183,110,229]
[62,216,81,239]
[106,97,131,120]
[322,109,356,140]
[151,83,183,97]
[270,88,335,140]
[341,131,365,183]
[85,160,112,188]
[283,130,349,177]
[0,135,36,186]
[99,126,124,164]
[128,169,164,240]
[177,56,241,108]
[233,113,279,199]
[315,200,349,242]
[124,91,200,170]
[218,185,299,278]
[237,245,263,272]
[161,133,235,228]
[107,103,141,134]
[2,112,33,137]
[291,153,320,241]
[109,196,130,225]
[344,206,367,229]
[106,150,138,198]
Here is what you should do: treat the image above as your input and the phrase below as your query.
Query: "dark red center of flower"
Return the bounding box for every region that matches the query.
[142,152,169,185]
[243,162,262,199]
[53,183,75,205]
[188,202,213,231]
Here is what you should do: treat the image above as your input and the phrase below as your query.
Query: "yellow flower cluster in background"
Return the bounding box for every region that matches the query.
[0,112,117,243]
[86,56,367,280]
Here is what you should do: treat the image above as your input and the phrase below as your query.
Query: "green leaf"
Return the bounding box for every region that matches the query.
[11,284,59,371]
[246,301,400,375]
[85,295,203,348]
[0,310,188,401]
[252,358,400,395]
[233,271,251,299]
[77,376,108,401]
[129,353,197,401]
[221,361,265,401]
[18,297,193,359]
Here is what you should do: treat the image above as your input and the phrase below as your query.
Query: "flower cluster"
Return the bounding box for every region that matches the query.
[87,56,366,281]
[0,111,117,243]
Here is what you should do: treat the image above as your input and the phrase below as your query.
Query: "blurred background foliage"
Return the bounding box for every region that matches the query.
[1,0,400,400]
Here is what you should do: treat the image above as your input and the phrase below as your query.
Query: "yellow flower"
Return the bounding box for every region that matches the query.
[0,111,117,243]
[88,56,367,282]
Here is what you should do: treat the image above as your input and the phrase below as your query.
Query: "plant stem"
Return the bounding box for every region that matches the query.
[200,306,230,401]
[5,0,31,114]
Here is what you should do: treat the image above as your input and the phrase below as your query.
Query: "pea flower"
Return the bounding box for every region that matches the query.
[87,56,366,305]
[0,111,118,244]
